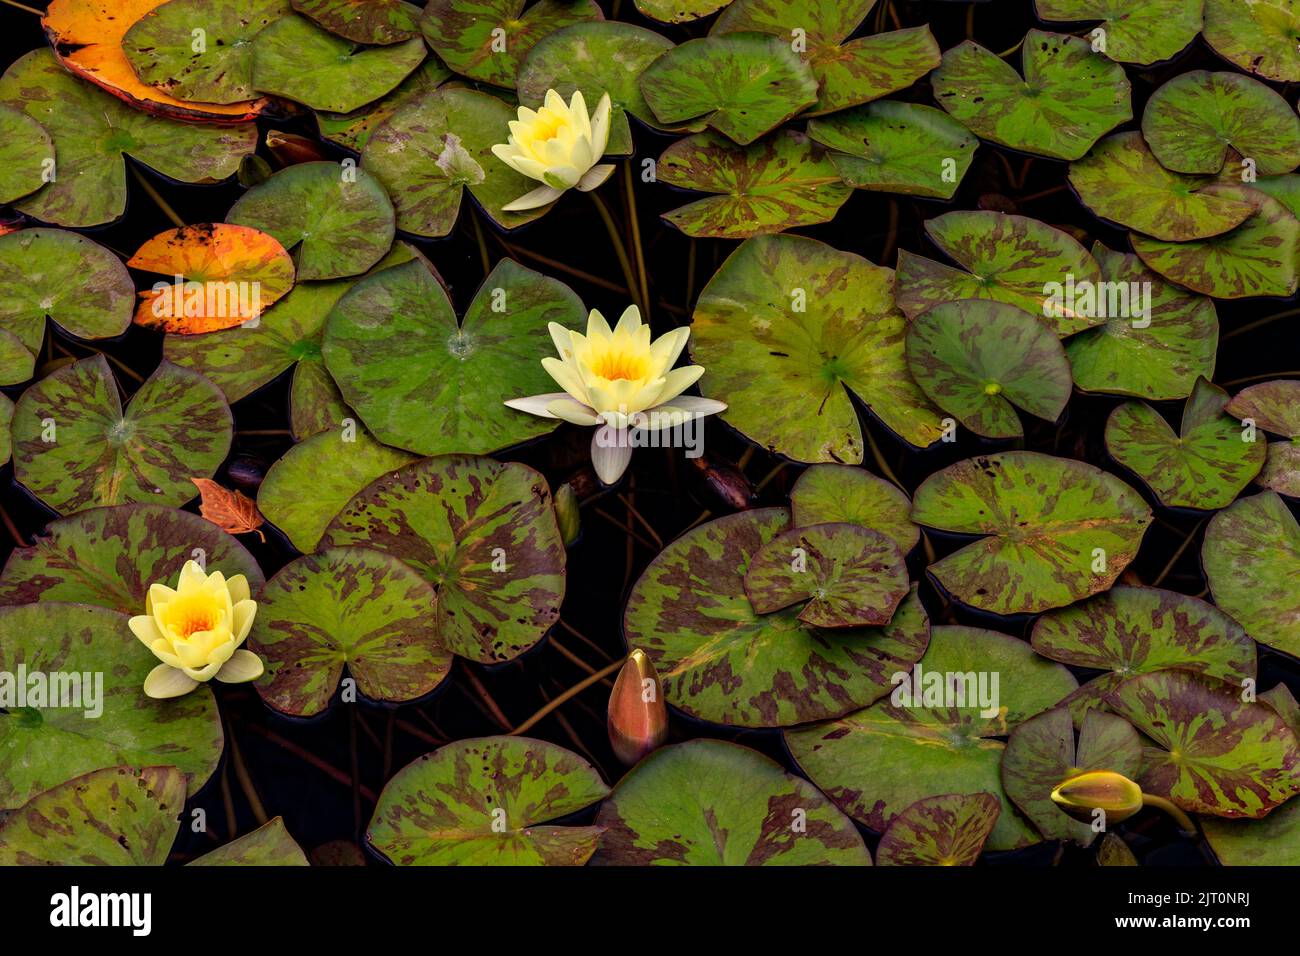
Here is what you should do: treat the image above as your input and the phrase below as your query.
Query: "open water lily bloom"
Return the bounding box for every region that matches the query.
[492,89,616,212]
[129,560,263,699]
[505,305,725,484]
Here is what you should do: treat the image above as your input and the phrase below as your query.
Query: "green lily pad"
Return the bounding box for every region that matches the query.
[0,603,223,809]
[1105,377,1265,510]
[226,161,395,281]
[0,49,255,228]
[320,455,565,663]
[0,766,184,865]
[1203,0,1300,83]
[367,735,609,865]
[807,100,977,199]
[250,547,450,716]
[1065,243,1218,401]
[623,507,929,727]
[1032,0,1201,65]
[0,104,53,205]
[785,625,1078,851]
[1142,71,1300,177]
[517,21,675,156]
[0,504,264,614]
[1131,186,1300,299]
[0,396,13,467]
[1203,491,1300,657]
[292,0,420,44]
[657,130,850,239]
[0,329,32,386]
[317,59,453,151]
[911,451,1152,615]
[896,211,1104,337]
[1097,832,1139,865]
[1226,379,1300,497]
[13,356,233,515]
[323,257,584,456]
[1069,133,1256,241]
[252,13,426,112]
[1001,708,1142,844]
[592,739,871,865]
[692,234,945,459]
[189,816,309,866]
[875,793,1001,866]
[421,0,601,89]
[743,522,908,627]
[905,299,1072,440]
[258,428,415,553]
[790,463,918,554]
[640,33,819,146]
[635,0,731,22]
[1108,670,1300,818]
[1030,585,1256,720]
[123,0,290,105]
[932,30,1131,161]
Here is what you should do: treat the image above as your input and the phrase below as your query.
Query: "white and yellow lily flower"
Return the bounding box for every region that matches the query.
[492,89,616,212]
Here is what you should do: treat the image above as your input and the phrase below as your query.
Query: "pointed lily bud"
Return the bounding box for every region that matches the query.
[554,482,580,546]
[265,130,328,166]
[1050,770,1143,824]
[607,649,668,766]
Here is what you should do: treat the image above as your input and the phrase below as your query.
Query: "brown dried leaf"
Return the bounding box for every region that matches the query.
[191,477,265,541]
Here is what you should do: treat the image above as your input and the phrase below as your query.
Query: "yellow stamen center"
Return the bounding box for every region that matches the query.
[592,351,648,381]
[173,602,217,638]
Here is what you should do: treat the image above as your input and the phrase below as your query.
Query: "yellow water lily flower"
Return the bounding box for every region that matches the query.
[492,89,615,212]
[505,305,725,484]
[129,560,263,699]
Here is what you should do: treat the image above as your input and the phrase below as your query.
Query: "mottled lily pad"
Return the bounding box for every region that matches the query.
[932,30,1131,161]
[786,625,1078,851]
[13,356,232,515]
[1225,380,1300,497]
[292,0,419,44]
[657,130,850,238]
[0,504,264,614]
[1203,491,1300,657]
[189,816,309,865]
[905,299,1071,440]
[623,508,929,727]
[910,451,1152,615]
[316,59,452,151]
[1033,0,1201,65]
[0,603,223,809]
[250,547,450,716]
[896,211,1103,337]
[0,331,33,386]
[692,234,945,460]
[635,0,731,22]
[807,100,977,199]
[875,793,1000,866]
[1108,670,1300,818]
[368,736,609,865]
[0,105,52,205]
[320,455,565,663]
[1202,0,1300,83]
[790,463,918,554]
[1105,377,1264,510]
[323,258,585,456]
[593,739,870,865]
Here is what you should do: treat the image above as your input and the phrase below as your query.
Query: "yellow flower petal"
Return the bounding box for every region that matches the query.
[143,664,199,699]
[232,599,257,644]
[216,650,265,684]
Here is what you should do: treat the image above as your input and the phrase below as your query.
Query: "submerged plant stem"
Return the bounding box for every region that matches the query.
[129,167,185,229]
[623,162,651,321]
[1152,518,1206,588]
[590,191,644,316]
[0,0,43,15]
[510,657,627,735]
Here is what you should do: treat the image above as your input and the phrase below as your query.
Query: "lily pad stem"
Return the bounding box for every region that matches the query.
[1141,792,1197,834]
[0,0,43,15]
[622,162,651,320]
[129,166,185,229]
[510,656,627,735]
[589,191,645,317]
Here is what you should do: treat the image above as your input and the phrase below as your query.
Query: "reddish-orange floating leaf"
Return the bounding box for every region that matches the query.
[192,477,266,541]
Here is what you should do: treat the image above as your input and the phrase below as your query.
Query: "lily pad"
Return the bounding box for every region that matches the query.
[189,816,309,865]
[875,793,1001,866]
[931,30,1131,161]
[623,507,929,727]
[657,130,850,239]
[367,736,609,865]
[905,299,1072,440]
[316,59,452,151]
[634,0,731,22]
[896,211,1104,337]
[789,463,918,554]
[910,451,1153,615]
[807,100,977,199]
[0,603,223,809]
[0,504,264,614]
[640,33,819,146]
[1065,243,1218,401]
[0,766,184,865]
[592,739,871,865]
[0,105,52,205]
[1105,377,1265,510]
[292,0,420,44]
[251,13,426,113]
[1001,708,1142,844]
[1131,186,1300,300]
[324,257,585,456]
[0,397,13,467]
[692,234,945,459]
[1203,491,1300,657]
[1107,670,1300,818]
[1032,0,1201,65]
[1030,585,1256,720]
[1225,379,1300,497]
[13,356,233,515]
[250,547,450,716]
[0,49,256,227]
[1202,0,1300,83]
[0,331,33,386]
[785,625,1078,851]
[320,455,565,663]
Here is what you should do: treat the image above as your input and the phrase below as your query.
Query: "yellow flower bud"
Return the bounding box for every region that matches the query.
[1050,770,1144,824]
